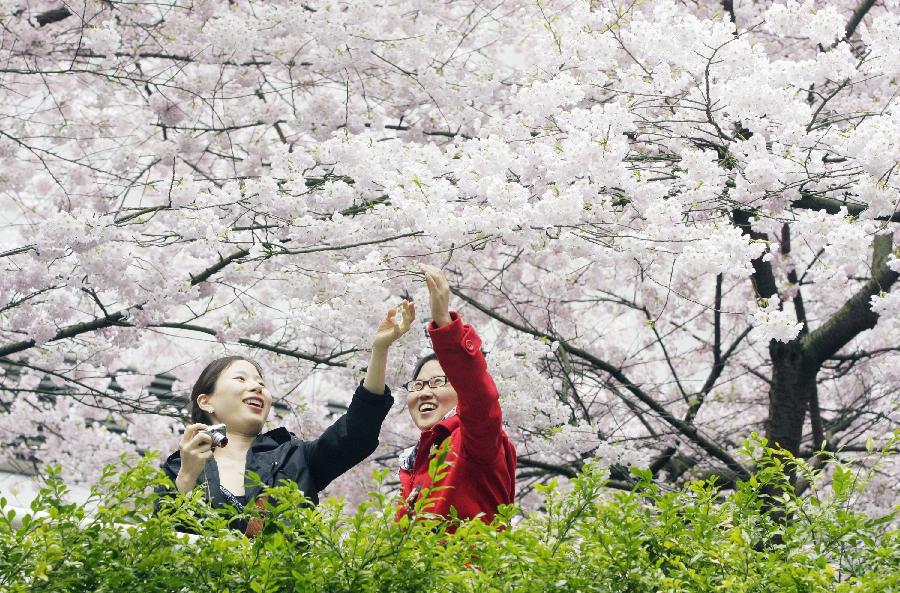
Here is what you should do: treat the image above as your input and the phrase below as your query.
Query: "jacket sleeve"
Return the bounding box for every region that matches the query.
[429,311,504,464]
[303,383,394,492]
[152,453,181,516]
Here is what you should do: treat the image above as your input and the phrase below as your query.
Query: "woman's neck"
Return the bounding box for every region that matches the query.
[214,429,258,459]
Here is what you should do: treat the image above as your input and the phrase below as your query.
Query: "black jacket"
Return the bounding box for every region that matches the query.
[158,383,393,528]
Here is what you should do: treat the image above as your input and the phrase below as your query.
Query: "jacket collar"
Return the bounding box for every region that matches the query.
[164,426,295,470]
[249,426,295,450]
[400,415,461,472]
[418,414,460,448]
[432,413,460,437]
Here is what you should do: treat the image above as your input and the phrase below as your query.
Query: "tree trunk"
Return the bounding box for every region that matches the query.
[766,340,817,457]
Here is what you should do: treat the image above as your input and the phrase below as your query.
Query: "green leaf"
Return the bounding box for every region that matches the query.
[832,465,853,501]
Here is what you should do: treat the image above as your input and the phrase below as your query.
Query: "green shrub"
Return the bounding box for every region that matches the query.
[1,434,897,593]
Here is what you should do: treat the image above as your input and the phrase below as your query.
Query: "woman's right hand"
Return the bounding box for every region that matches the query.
[371,300,415,351]
[175,423,214,491]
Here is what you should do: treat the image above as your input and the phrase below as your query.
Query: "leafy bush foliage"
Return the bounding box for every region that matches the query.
[2,435,897,593]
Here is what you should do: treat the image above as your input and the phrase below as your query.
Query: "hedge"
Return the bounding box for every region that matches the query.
[1,434,897,593]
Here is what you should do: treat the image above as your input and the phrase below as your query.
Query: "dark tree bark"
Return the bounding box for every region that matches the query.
[803,235,898,366]
[736,209,899,458]
[844,0,878,41]
[722,0,736,25]
[35,7,72,27]
[766,340,818,456]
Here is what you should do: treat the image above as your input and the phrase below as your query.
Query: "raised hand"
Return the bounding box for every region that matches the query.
[420,264,452,327]
[363,300,415,396]
[175,423,214,492]
[372,300,416,351]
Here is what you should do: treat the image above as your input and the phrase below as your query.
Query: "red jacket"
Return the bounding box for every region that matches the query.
[398,312,517,523]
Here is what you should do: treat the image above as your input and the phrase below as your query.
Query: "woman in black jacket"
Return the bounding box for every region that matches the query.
[160,300,415,535]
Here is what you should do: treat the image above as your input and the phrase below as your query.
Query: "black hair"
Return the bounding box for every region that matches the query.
[410,349,488,381]
[411,353,439,381]
[189,356,264,424]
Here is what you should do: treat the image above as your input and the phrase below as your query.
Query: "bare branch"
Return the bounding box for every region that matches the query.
[152,322,356,367]
[516,458,636,491]
[188,249,251,286]
[0,310,130,359]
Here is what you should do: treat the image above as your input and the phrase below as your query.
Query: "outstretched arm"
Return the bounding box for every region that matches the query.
[306,301,414,492]
[421,265,504,464]
[304,383,394,492]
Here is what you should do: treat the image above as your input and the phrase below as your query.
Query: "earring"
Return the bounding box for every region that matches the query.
[204,407,214,414]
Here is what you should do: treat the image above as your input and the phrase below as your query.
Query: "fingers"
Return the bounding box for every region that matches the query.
[421,269,438,301]
[420,264,433,284]
[390,300,412,319]
[373,300,415,348]
[419,265,450,326]
[192,431,214,448]
[181,423,208,445]
[399,300,415,326]
[420,263,442,279]
[373,284,428,343]
[183,432,214,460]
[389,300,414,334]
[419,264,448,291]
[434,270,449,292]
[179,426,214,469]
[182,425,212,448]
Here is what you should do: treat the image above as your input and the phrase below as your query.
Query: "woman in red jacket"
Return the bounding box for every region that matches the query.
[398,264,517,523]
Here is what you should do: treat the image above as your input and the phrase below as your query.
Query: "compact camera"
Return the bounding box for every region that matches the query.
[202,423,228,449]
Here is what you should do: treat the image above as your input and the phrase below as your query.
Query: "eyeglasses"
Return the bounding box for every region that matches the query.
[403,375,450,393]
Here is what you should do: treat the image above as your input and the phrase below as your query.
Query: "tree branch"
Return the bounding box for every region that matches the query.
[516,458,635,491]
[722,0,736,24]
[792,193,900,223]
[844,0,877,41]
[0,310,130,358]
[453,289,751,480]
[686,326,752,422]
[733,209,778,300]
[0,245,36,258]
[188,249,251,285]
[517,457,576,478]
[803,234,899,365]
[781,224,808,335]
[151,322,355,367]
[34,7,72,27]
[0,309,354,367]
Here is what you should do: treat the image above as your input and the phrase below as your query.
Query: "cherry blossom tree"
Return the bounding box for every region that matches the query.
[1,0,897,509]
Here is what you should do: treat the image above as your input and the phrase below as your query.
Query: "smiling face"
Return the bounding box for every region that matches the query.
[405,359,458,431]
[196,359,272,436]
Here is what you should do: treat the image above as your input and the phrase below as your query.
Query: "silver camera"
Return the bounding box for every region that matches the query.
[202,423,228,449]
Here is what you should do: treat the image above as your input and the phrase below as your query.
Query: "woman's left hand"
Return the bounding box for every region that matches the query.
[421,264,452,327]
[372,300,416,350]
